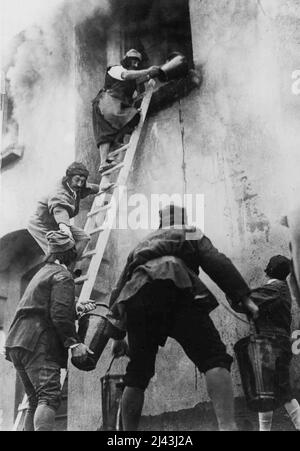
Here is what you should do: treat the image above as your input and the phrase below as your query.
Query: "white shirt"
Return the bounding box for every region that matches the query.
[267,278,279,285]
[66,182,77,200]
[108,65,126,81]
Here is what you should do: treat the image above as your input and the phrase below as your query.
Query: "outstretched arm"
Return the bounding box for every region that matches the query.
[48,192,74,237]
[80,182,99,198]
[86,182,100,194]
[196,236,250,310]
[121,66,161,82]
[51,272,95,364]
[50,273,80,348]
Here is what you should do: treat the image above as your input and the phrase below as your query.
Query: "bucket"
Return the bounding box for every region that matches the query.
[158,52,189,83]
[99,357,125,431]
[71,304,125,372]
[234,333,284,412]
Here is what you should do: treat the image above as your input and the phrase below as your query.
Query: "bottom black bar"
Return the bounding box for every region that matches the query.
[93,431,234,447]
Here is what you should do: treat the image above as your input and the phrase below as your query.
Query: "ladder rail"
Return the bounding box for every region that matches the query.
[76,81,155,306]
[83,82,154,236]
[12,395,29,431]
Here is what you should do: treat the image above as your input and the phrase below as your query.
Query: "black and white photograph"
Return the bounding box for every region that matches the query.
[1,0,300,434]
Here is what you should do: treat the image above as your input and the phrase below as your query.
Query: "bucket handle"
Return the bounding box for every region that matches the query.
[78,302,109,319]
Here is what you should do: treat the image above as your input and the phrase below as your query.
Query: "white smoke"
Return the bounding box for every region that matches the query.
[5,0,111,126]
[0,0,112,236]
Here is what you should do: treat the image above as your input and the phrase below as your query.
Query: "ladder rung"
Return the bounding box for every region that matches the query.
[18,405,28,412]
[80,257,110,266]
[55,414,68,420]
[101,163,124,176]
[75,275,89,284]
[75,82,155,308]
[18,399,29,409]
[87,205,111,217]
[96,257,110,266]
[81,249,97,259]
[92,289,110,297]
[109,143,130,158]
[90,226,107,236]
[96,184,117,197]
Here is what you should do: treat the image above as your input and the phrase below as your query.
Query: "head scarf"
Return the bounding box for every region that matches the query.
[66,162,89,179]
[123,49,142,62]
[265,255,291,280]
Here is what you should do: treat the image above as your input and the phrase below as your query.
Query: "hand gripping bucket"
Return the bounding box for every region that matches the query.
[71,303,125,372]
[157,52,189,82]
[99,357,125,431]
[234,329,285,412]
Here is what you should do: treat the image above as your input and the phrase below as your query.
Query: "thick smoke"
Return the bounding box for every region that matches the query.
[3,0,189,156]
[0,0,113,235]
[5,0,110,129]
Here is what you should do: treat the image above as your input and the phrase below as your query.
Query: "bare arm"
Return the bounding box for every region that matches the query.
[122,66,161,82]
[197,236,250,308]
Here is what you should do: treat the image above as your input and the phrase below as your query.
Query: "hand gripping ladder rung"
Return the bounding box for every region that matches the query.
[76,80,156,306]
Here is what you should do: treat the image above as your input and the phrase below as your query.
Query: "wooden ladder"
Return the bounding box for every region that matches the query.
[74,80,155,306]
[13,81,155,432]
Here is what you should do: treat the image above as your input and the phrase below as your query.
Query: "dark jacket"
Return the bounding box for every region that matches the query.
[107,227,250,331]
[5,263,80,368]
[250,279,292,336]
